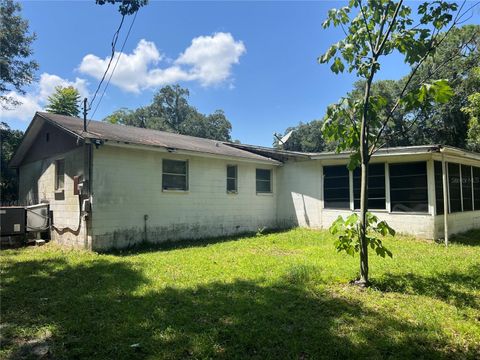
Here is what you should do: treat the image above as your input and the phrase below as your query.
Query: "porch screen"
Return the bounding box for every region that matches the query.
[323,165,350,209]
[448,163,462,213]
[389,162,428,213]
[353,163,386,210]
[434,161,444,215]
[461,165,473,211]
[474,167,480,210]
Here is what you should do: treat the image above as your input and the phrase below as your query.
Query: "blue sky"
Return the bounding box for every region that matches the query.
[2,1,478,146]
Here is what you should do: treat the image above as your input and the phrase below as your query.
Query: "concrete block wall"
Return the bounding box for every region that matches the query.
[276,160,322,228]
[91,145,278,250]
[321,209,435,239]
[434,211,480,239]
[19,147,88,247]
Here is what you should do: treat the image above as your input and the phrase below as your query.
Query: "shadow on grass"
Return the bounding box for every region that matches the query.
[373,263,480,310]
[1,258,477,359]
[104,228,293,256]
[449,229,480,247]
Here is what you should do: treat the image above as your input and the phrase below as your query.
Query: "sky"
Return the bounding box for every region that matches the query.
[2,1,479,146]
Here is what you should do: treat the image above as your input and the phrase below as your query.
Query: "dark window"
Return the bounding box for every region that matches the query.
[227,165,237,193]
[324,165,350,209]
[434,161,444,215]
[256,169,272,193]
[474,167,480,210]
[448,163,461,213]
[46,132,50,142]
[55,159,65,191]
[462,165,473,211]
[353,163,385,210]
[389,162,428,213]
[162,159,188,191]
[473,167,480,210]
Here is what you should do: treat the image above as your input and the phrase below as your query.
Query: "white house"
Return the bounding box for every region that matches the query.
[10,112,480,250]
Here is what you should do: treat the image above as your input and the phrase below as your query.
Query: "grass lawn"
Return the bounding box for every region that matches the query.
[1,228,479,359]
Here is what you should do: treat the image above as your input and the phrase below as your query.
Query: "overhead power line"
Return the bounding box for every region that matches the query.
[90,10,138,121]
[88,14,126,113]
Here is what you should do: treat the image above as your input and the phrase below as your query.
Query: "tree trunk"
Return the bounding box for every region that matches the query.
[358,160,369,286]
[358,63,375,287]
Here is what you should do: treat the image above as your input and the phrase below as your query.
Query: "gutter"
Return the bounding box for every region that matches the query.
[98,140,282,166]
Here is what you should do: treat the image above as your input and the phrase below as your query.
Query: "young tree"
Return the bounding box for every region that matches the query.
[0,0,38,109]
[319,0,471,286]
[45,86,81,117]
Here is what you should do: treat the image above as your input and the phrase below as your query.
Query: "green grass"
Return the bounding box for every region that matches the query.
[1,228,479,359]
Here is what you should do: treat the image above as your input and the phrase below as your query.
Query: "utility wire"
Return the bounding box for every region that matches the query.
[87,13,126,117]
[90,10,138,122]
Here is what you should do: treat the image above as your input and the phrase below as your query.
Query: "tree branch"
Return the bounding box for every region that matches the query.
[375,0,402,55]
[359,1,375,54]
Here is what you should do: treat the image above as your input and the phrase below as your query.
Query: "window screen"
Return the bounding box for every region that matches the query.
[227,165,238,193]
[461,165,473,211]
[324,165,350,209]
[448,163,461,213]
[389,162,428,213]
[474,167,480,210]
[434,161,444,215]
[256,169,272,193]
[162,159,188,191]
[55,159,65,190]
[353,163,385,210]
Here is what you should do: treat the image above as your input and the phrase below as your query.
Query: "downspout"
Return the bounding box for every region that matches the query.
[442,153,449,246]
[84,142,93,249]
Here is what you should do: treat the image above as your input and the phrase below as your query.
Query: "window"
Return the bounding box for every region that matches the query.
[353,163,386,210]
[324,165,350,209]
[256,169,272,193]
[162,159,188,191]
[227,165,238,193]
[474,167,480,210]
[389,162,428,213]
[55,159,65,191]
[461,165,473,211]
[434,161,444,215]
[448,163,462,213]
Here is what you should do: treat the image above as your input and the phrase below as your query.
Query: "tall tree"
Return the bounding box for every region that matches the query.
[104,85,233,141]
[45,86,81,117]
[463,68,480,151]
[0,0,38,109]
[274,121,328,152]
[320,0,463,286]
[0,122,23,203]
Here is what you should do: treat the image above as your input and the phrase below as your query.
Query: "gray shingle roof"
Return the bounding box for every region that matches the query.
[35,112,280,164]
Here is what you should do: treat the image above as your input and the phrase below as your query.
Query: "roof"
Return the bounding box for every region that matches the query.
[10,112,281,167]
[308,145,480,161]
[228,143,311,162]
[11,112,480,168]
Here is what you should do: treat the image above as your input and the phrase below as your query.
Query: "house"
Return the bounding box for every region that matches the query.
[10,112,480,250]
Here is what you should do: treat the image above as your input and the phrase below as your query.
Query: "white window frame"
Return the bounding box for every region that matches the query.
[226,165,238,194]
[55,159,65,191]
[256,168,272,194]
[162,159,189,191]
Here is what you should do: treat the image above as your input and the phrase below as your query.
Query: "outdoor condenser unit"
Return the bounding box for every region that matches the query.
[0,203,50,246]
[0,207,26,237]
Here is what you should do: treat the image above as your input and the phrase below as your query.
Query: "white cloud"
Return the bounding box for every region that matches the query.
[176,32,246,86]
[78,32,246,93]
[0,73,90,122]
